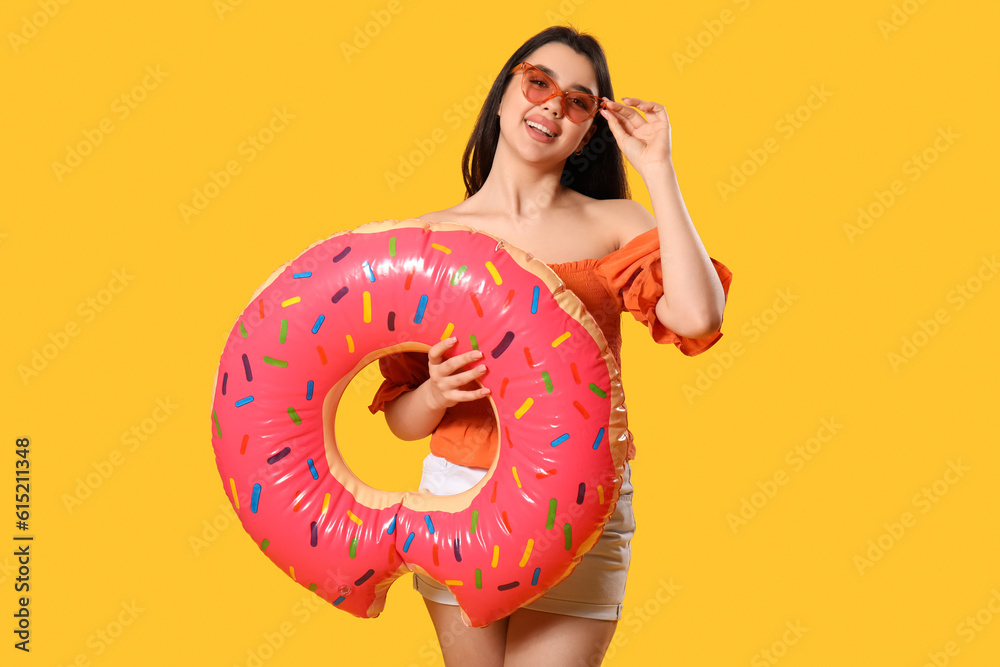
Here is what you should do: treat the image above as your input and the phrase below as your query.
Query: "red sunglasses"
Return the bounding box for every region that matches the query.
[510,62,607,123]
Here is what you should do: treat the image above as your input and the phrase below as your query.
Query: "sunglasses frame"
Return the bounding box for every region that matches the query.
[510,61,607,123]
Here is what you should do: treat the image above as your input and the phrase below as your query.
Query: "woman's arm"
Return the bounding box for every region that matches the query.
[600,97,728,339]
[643,162,727,339]
[381,337,489,441]
[383,380,448,441]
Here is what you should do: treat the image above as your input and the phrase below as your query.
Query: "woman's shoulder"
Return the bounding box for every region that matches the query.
[578,196,657,251]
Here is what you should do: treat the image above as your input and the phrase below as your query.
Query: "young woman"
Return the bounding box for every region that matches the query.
[369,25,732,666]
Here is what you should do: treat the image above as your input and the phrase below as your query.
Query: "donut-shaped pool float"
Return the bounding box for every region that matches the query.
[209,219,629,627]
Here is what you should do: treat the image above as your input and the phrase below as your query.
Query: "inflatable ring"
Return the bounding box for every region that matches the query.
[209,219,628,627]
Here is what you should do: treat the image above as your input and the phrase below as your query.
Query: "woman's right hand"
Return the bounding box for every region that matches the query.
[425,337,490,410]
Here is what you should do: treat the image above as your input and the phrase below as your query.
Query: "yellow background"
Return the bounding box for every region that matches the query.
[2,0,998,665]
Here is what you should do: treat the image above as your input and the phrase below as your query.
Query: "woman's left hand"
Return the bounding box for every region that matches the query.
[599,97,673,175]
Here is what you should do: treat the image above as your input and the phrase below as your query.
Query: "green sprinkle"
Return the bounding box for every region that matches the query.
[279,318,288,343]
[542,371,553,393]
[470,334,478,351]
[350,537,358,558]
[212,410,221,438]
[547,498,557,530]
[475,568,482,589]
[309,583,317,592]
[471,510,479,533]
[450,265,467,286]
[288,407,302,425]
[240,321,247,338]
[260,538,270,552]
[389,236,397,257]
[564,523,572,550]
[264,356,288,367]
[588,383,607,398]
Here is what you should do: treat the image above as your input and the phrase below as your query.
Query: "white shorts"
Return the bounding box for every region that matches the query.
[412,453,635,620]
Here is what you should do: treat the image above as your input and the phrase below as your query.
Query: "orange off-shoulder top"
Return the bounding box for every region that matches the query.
[367,227,734,469]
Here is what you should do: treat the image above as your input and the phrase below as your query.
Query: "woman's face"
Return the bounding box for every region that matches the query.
[497,42,600,164]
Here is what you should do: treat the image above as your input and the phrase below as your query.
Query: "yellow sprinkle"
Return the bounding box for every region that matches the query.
[229,478,239,510]
[440,322,455,340]
[346,334,354,353]
[552,332,571,347]
[363,291,371,323]
[492,545,500,568]
[282,296,301,307]
[321,493,330,514]
[289,565,296,581]
[512,466,522,488]
[432,243,451,254]
[598,484,605,504]
[445,580,464,586]
[519,539,534,567]
[514,398,533,419]
[485,261,502,285]
[347,509,363,526]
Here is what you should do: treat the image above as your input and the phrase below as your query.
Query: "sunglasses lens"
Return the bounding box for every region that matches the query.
[519,64,599,122]
[565,94,598,122]
[522,67,553,104]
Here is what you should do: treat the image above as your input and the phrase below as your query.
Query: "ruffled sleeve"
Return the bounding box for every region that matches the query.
[598,228,733,356]
[367,351,430,414]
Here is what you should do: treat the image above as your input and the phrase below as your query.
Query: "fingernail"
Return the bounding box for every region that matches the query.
[473,350,483,358]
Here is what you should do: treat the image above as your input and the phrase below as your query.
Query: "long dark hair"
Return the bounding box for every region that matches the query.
[461,25,630,201]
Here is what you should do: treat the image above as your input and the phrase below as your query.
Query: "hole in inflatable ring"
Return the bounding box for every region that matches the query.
[332,352,500,497]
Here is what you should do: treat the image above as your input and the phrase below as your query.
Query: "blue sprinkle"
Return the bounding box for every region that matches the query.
[531,286,539,314]
[532,568,541,586]
[311,314,325,334]
[293,272,312,279]
[235,396,254,407]
[362,260,375,282]
[403,531,415,552]
[306,380,314,400]
[387,516,397,535]
[414,294,428,324]
[333,595,346,606]
[551,433,569,447]
[251,484,261,513]
[592,427,605,450]
[307,458,318,479]
[424,515,435,534]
